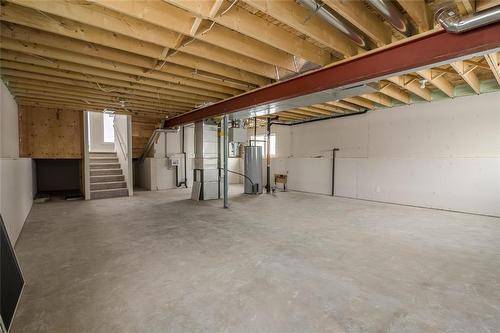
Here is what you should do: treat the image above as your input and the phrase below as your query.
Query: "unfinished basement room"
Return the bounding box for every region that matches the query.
[1,0,500,332]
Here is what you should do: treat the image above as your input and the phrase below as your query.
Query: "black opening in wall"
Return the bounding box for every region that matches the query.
[35,159,82,199]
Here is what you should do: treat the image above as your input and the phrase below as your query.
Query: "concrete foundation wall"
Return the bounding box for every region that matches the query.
[0,82,34,243]
[266,92,500,216]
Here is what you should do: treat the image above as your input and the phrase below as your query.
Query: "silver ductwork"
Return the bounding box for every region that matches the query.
[435,4,500,33]
[298,0,370,49]
[365,0,412,36]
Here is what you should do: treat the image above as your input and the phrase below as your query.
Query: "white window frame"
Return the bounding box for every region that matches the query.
[102,112,115,143]
[250,134,276,157]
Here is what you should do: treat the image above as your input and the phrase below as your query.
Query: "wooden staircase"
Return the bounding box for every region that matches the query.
[89,152,128,199]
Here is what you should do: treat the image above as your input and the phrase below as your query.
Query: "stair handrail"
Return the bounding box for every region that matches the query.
[113,122,128,161]
[139,128,180,163]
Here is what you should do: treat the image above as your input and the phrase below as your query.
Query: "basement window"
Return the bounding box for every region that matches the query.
[103,113,115,143]
[250,134,276,157]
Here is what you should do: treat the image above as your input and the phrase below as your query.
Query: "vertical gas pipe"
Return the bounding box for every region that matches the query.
[266,118,271,193]
[182,126,187,188]
[253,117,257,146]
[223,115,229,208]
[332,148,339,196]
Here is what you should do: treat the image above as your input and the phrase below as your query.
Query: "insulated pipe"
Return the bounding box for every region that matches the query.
[435,4,500,33]
[365,0,412,36]
[298,0,369,49]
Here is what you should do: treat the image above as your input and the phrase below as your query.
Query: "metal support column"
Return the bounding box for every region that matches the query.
[332,148,339,196]
[223,115,229,208]
[266,118,271,193]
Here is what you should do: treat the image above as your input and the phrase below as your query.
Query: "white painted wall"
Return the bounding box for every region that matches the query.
[135,126,243,191]
[136,127,195,190]
[88,111,114,152]
[114,114,133,195]
[0,82,34,244]
[265,92,500,216]
[1,82,19,158]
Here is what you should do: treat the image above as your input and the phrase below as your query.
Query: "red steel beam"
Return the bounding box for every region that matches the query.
[165,23,500,127]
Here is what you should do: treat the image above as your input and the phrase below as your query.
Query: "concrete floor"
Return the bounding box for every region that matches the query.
[11,186,500,333]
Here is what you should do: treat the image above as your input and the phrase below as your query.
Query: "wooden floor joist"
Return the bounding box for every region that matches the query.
[0,0,498,124]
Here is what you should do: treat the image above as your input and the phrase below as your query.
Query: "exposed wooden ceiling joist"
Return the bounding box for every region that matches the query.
[322,0,392,46]
[242,0,360,57]
[378,82,411,104]
[484,52,500,86]
[164,0,332,66]
[417,69,455,97]
[11,88,185,114]
[5,80,194,111]
[1,0,498,125]
[0,37,243,96]
[396,0,432,33]
[450,61,481,94]
[387,75,432,101]
[86,0,298,71]
[0,51,232,100]
[2,1,278,79]
[0,22,266,88]
[0,67,215,104]
[361,92,393,107]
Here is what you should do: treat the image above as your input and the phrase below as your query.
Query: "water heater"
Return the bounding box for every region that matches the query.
[244,145,263,194]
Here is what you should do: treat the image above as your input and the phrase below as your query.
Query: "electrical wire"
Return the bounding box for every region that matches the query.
[219,0,238,17]
[219,168,255,185]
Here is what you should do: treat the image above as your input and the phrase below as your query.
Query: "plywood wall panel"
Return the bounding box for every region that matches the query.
[18,106,83,158]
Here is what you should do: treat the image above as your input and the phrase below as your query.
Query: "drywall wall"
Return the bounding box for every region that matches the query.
[19,106,83,158]
[114,114,133,195]
[0,82,33,244]
[265,92,500,216]
[136,127,194,190]
[1,81,19,158]
[88,111,114,152]
[135,127,242,191]
[0,159,34,243]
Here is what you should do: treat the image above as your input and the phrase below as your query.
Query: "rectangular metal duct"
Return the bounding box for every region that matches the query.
[230,84,377,120]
